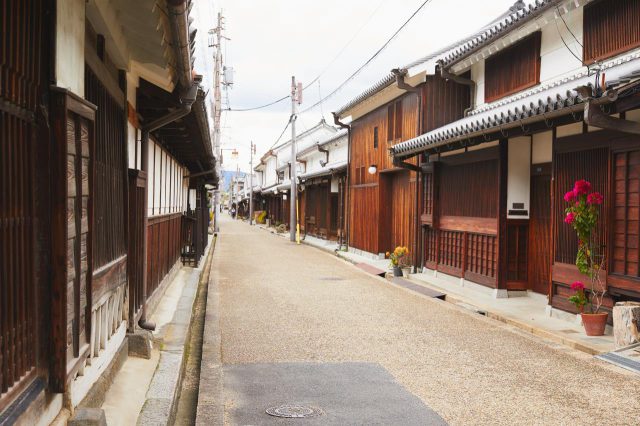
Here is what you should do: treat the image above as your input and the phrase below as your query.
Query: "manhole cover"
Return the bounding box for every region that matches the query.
[265,405,323,418]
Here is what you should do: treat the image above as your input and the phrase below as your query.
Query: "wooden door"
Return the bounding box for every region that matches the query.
[528,170,551,294]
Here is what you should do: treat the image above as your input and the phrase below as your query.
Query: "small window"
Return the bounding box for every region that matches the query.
[395,101,403,141]
[485,32,541,102]
[584,0,640,63]
[373,126,379,148]
[387,105,394,142]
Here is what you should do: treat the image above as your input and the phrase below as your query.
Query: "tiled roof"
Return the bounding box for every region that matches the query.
[441,0,561,68]
[297,130,348,158]
[299,160,347,180]
[334,2,531,118]
[391,52,640,158]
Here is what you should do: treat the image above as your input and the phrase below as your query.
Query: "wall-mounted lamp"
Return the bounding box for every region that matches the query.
[368,164,377,175]
[283,194,288,201]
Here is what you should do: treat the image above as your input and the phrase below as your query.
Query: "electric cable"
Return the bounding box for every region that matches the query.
[226,0,389,112]
[299,0,433,114]
[556,6,583,48]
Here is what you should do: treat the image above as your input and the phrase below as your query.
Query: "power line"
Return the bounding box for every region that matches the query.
[556,6,582,48]
[226,0,387,112]
[227,94,290,112]
[554,17,582,65]
[299,0,433,114]
[304,0,388,89]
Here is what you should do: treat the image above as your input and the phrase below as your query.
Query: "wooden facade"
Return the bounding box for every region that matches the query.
[300,174,346,240]
[349,93,419,255]
[422,149,501,287]
[1,0,51,410]
[485,32,541,103]
[1,0,215,420]
[550,127,640,318]
[583,0,640,63]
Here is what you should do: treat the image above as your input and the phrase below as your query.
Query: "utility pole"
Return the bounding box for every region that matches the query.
[289,76,300,243]
[249,141,255,225]
[209,12,227,232]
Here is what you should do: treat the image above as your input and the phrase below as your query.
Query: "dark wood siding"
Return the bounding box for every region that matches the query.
[147,213,182,297]
[422,154,500,287]
[584,0,640,63]
[348,93,419,255]
[0,0,49,404]
[85,67,127,269]
[612,150,640,277]
[485,32,541,103]
[440,160,498,218]
[422,74,470,133]
[553,148,609,265]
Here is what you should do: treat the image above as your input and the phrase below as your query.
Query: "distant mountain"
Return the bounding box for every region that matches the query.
[221,170,246,191]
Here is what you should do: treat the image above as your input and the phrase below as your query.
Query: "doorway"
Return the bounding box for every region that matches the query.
[528,164,551,294]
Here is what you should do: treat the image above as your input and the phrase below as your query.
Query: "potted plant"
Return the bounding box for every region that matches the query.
[387,246,409,277]
[564,179,607,336]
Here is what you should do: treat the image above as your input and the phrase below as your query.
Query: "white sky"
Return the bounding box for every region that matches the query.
[193,0,519,173]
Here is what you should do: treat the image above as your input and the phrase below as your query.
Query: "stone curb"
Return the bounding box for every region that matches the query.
[137,241,214,426]
[195,239,224,425]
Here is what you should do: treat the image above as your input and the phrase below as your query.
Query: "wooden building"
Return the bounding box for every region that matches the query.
[297,130,349,242]
[335,57,471,261]
[255,120,336,228]
[0,0,215,422]
[390,0,640,318]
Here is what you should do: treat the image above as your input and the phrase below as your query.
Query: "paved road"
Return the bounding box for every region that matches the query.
[210,215,640,425]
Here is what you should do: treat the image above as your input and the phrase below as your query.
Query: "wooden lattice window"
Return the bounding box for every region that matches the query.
[85,67,127,269]
[612,150,640,277]
[440,160,499,218]
[485,32,541,103]
[423,171,434,216]
[584,0,640,64]
[553,148,609,265]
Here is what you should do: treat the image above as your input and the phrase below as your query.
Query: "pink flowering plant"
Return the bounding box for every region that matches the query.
[568,281,587,311]
[564,180,606,313]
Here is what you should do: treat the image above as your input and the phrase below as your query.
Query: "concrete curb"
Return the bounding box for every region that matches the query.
[137,241,214,426]
[402,276,607,356]
[195,240,224,425]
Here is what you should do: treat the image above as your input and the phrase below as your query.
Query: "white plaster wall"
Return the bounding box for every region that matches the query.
[147,141,154,215]
[330,139,348,163]
[507,136,531,219]
[539,7,583,83]
[264,157,278,187]
[556,122,583,137]
[127,122,137,169]
[56,0,85,96]
[531,131,552,164]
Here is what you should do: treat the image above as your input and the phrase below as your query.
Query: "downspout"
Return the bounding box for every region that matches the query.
[138,82,199,331]
[317,143,329,164]
[438,60,475,116]
[392,68,423,273]
[167,0,194,89]
[333,112,350,250]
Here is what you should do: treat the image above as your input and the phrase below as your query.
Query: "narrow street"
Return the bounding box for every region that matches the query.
[201,215,640,425]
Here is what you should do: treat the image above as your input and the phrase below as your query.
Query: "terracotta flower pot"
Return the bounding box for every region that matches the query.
[581,312,608,336]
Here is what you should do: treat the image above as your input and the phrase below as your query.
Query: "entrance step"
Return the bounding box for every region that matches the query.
[391,277,446,300]
[355,263,386,277]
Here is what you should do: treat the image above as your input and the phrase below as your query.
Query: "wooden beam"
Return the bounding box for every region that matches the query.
[496,139,508,290]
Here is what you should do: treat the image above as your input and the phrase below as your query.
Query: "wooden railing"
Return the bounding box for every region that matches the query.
[147,213,182,296]
[424,226,498,287]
